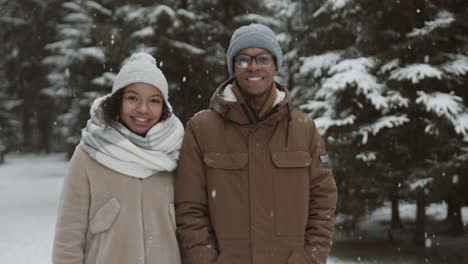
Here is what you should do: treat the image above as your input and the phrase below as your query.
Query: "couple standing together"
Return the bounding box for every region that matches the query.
[52,23,337,264]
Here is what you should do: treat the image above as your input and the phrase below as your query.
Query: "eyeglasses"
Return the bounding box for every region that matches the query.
[234,53,274,68]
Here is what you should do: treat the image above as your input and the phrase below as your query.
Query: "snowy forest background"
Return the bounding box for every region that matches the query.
[1,0,467,262]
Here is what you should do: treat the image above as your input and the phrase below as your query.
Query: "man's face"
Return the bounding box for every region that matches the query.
[233,47,276,98]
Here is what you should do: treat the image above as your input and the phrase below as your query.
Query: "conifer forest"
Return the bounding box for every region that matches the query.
[1,0,467,262]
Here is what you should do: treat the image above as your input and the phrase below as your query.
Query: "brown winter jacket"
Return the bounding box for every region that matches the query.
[52,146,181,264]
[175,79,337,264]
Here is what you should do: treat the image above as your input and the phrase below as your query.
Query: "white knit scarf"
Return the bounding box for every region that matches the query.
[80,96,184,178]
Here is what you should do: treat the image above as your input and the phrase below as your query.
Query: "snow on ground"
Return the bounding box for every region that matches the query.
[0,153,67,263]
[357,202,468,233]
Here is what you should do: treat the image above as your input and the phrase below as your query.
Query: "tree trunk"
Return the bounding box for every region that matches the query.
[447,192,464,234]
[413,187,426,246]
[390,182,404,229]
[445,197,453,224]
[37,95,53,153]
[22,100,33,152]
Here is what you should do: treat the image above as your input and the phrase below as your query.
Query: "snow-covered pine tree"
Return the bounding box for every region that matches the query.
[382,0,468,240]
[1,0,63,153]
[289,0,393,228]
[43,0,116,154]
[294,0,468,241]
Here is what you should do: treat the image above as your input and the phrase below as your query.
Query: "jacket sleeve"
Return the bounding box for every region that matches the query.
[52,147,90,264]
[302,119,337,264]
[175,120,218,264]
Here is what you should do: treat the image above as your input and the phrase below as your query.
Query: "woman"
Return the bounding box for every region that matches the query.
[52,52,183,264]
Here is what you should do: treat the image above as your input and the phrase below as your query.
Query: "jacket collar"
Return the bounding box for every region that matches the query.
[209,78,291,126]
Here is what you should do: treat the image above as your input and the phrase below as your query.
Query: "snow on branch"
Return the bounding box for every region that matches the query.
[45,39,75,51]
[58,28,84,38]
[357,115,410,144]
[0,17,26,25]
[385,90,409,108]
[171,40,205,55]
[124,7,147,22]
[148,5,176,23]
[42,55,73,68]
[329,57,376,74]
[389,64,443,84]
[313,115,356,134]
[366,91,388,111]
[378,59,399,74]
[85,1,112,16]
[63,2,81,12]
[78,47,105,62]
[313,0,352,17]
[91,72,116,87]
[176,9,203,20]
[416,91,468,135]
[2,100,22,111]
[406,11,455,38]
[299,51,342,78]
[299,99,333,122]
[451,113,468,135]
[409,178,433,191]
[233,14,282,28]
[299,100,329,112]
[321,58,386,104]
[64,13,92,23]
[441,55,468,76]
[131,27,154,38]
[415,91,463,119]
[356,152,377,162]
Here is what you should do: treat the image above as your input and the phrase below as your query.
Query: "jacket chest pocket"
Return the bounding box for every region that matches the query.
[203,152,249,183]
[203,152,249,239]
[271,151,310,236]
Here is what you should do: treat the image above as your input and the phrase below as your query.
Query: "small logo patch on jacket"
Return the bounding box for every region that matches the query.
[320,154,329,164]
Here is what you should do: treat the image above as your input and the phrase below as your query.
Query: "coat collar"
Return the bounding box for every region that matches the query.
[209,78,291,126]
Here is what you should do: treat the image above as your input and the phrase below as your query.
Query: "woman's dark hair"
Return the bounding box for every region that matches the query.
[101,88,172,126]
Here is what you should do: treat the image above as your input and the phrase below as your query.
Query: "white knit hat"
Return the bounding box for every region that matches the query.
[112,52,170,108]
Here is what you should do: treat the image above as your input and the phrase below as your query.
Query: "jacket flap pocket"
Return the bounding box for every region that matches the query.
[272,151,311,168]
[203,152,248,170]
[89,197,120,234]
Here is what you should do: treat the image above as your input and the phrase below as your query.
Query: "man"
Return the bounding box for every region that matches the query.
[175,23,337,264]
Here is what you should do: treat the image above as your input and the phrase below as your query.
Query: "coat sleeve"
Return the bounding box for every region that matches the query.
[302,119,337,264]
[52,147,90,264]
[175,120,218,264]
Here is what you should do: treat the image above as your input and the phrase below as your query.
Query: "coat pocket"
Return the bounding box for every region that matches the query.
[203,152,249,239]
[272,151,310,236]
[287,246,312,264]
[203,152,248,170]
[89,197,120,234]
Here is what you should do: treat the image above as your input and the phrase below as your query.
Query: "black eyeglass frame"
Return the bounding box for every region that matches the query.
[234,53,275,68]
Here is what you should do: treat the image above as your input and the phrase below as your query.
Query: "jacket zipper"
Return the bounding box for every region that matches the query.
[241,104,255,124]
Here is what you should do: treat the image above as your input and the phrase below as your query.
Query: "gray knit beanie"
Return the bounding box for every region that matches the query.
[226,23,282,75]
[112,52,171,110]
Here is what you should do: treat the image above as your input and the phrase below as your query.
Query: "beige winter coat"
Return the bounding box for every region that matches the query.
[52,146,181,264]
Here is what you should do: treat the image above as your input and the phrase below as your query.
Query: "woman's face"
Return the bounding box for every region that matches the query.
[119,83,163,136]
